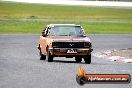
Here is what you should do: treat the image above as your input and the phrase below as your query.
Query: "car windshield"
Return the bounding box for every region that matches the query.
[49,26,85,36]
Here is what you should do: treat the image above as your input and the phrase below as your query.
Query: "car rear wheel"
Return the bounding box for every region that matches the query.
[83,54,91,64]
[75,57,82,63]
[47,51,53,62]
[38,45,46,60]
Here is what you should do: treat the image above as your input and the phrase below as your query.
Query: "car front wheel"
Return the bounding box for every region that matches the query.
[47,51,53,62]
[83,54,91,64]
[40,54,46,60]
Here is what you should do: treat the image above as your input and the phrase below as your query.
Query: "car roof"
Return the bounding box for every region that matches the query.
[47,24,80,27]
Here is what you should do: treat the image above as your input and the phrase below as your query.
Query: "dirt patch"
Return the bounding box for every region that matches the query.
[111,48,132,59]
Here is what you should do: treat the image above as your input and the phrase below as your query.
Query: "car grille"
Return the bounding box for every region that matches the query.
[52,42,90,48]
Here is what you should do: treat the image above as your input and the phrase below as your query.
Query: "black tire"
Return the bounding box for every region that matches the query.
[47,51,53,62]
[40,54,46,60]
[75,57,82,63]
[83,54,91,64]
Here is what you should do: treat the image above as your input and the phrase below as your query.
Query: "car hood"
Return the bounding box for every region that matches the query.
[49,36,91,42]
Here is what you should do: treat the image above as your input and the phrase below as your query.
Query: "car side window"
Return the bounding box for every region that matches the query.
[42,27,50,37]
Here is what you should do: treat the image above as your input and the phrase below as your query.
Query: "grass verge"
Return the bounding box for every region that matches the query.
[0,1,132,34]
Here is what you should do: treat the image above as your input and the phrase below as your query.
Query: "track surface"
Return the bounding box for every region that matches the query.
[0,34,132,88]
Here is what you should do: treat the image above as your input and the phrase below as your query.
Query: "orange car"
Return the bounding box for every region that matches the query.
[38,24,93,64]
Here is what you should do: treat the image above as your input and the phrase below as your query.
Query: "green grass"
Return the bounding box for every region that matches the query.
[0,1,132,34]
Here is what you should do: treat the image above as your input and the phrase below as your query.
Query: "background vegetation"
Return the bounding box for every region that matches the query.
[0,1,132,34]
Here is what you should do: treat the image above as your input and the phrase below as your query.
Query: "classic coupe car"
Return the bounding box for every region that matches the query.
[38,24,93,64]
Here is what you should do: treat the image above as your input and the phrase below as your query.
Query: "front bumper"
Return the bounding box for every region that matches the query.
[48,48,93,57]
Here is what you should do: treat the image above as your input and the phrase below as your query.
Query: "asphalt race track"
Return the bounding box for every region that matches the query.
[0,34,132,88]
